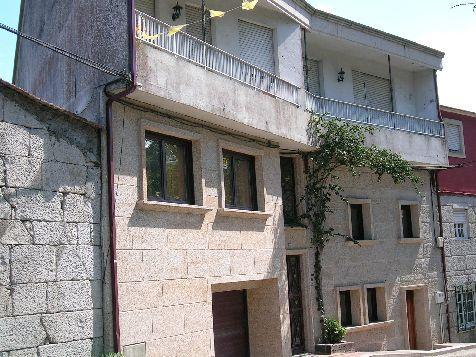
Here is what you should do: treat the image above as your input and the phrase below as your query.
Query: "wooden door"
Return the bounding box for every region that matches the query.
[286,255,306,354]
[406,290,417,349]
[212,290,250,357]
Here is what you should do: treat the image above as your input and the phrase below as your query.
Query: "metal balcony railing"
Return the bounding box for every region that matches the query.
[305,91,444,137]
[135,10,299,104]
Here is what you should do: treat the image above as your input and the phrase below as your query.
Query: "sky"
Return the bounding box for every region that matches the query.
[0,0,474,111]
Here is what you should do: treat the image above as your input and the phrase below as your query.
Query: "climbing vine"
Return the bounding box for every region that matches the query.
[301,115,421,319]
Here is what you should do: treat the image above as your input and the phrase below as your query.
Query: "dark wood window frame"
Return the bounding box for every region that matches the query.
[145,131,195,205]
[222,150,258,211]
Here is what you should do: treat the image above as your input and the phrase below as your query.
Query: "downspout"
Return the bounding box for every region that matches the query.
[387,55,394,112]
[105,0,137,352]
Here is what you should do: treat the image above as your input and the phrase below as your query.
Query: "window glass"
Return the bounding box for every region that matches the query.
[339,290,353,327]
[401,205,414,238]
[145,132,193,204]
[280,157,297,225]
[350,204,365,240]
[367,288,378,323]
[145,136,163,201]
[164,141,187,202]
[222,150,257,211]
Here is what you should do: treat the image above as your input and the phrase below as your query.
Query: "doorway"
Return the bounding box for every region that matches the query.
[286,255,306,354]
[406,290,417,349]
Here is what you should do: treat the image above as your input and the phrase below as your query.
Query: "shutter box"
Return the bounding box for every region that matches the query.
[238,20,275,74]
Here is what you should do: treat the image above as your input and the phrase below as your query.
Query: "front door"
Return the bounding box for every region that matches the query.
[212,290,250,357]
[406,290,417,349]
[286,255,306,354]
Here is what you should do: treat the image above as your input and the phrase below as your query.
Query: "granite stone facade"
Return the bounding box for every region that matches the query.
[0,83,103,356]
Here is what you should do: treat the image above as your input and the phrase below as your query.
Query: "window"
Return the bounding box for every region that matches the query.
[223,150,257,211]
[365,285,387,324]
[352,70,392,111]
[135,0,155,17]
[367,288,378,323]
[238,20,275,74]
[145,132,194,204]
[185,5,212,43]
[304,58,321,96]
[446,120,465,157]
[339,291,353,327]
[456,284,476,332]
[454,209,469,239]
[348,200,372,241]
[399,202,420,239]
[280,157,298,225]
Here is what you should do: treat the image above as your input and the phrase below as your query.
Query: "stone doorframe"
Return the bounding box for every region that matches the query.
[286,248,317,353]
[400,284,433,350]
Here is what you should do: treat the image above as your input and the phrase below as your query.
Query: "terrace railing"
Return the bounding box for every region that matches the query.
[305,91,444,137]
[135,10,299,104]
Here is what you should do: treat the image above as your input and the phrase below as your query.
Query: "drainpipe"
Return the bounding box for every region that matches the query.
[105,0,137,352]
[433,171,452,342]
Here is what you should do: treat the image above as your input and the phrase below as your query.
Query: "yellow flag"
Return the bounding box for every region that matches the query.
[209,10,225,18]
[142,33,161,40]
[168,25,186,36]
[242,0,258,10]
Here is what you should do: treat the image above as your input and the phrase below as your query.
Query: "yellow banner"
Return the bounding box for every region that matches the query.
[168,25,187,36]
[209,10,225,18]
[242,0,258,10]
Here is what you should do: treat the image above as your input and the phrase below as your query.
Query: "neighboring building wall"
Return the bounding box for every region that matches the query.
[14,0,129,126]
[0,83,103,355]
[286,168,444,351]
[111,102,291,356]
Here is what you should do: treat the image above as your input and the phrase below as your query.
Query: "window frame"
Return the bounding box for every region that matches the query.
[144,131,195,205]
[398,201,421,240]
[347,199,373,241]
[336,285,364,328]
[222,149,258,211]
[280,156,299,226]
[455,283,476,332]
[444,118,465,158]
[363,283,388,324]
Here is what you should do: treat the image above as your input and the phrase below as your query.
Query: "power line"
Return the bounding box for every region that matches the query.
[0,22,128,79]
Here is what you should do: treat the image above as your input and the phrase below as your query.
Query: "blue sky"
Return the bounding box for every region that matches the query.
[0,0,474,110]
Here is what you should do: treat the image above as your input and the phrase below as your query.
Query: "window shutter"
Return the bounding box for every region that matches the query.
[447,124,462,152]
[185,5,212,43]
[352,70,392,111]
[454,210,467,224]
[238,20,275,74]
[305,58,321,96]
[136,0,155,17]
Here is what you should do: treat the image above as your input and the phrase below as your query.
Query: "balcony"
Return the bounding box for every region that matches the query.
[132,10,447,166]
[305,92,444,138]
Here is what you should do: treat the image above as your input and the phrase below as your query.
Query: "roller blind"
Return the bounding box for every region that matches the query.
[185,5,212,43]
[352,70,392,111]
[238,20,275,74]
[305,58,321,96]
[447,123,462,153]
[454,210,467,224]
[136,0,155,17]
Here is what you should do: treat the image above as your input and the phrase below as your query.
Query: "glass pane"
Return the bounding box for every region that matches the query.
[145,137,163,200]
[350,204,365,240]
[223,154,234,208]
[164,141,187,202]
[235,157,254,210]
[280,157,297,224]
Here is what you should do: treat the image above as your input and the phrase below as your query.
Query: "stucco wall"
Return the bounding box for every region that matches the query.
[111,102,291,356]
[0,86,103,355]
[440,194,476,343]
[286,168,445,351]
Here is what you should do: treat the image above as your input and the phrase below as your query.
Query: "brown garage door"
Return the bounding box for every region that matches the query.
[212,290,250,357]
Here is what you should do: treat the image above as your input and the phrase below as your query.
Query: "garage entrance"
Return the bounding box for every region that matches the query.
[212,290,250,357]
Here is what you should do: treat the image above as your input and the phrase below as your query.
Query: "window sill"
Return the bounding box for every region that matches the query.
[398,238,425,244]
[137,200,214,214]
[216,208,272,220]
[284,225,307,231]
[345,239,378,247]
[346,320,394,333]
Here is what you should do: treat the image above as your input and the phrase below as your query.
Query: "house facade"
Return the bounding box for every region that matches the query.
[438,106,476,343]
[12,0,450,355]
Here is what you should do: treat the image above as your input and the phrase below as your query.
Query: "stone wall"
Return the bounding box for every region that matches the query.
[440,194,476,343]
[111,102,291,356]
[0,85,103,356]
[286,168,445,351]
